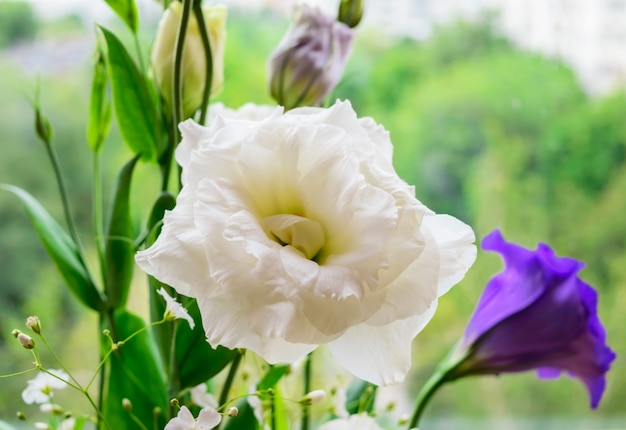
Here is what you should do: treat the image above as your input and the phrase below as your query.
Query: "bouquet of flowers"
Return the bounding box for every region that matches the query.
[1,0,616,429]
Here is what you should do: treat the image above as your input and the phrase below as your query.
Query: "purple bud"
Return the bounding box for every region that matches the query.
[268,6,354,110]
[452,230,615,408]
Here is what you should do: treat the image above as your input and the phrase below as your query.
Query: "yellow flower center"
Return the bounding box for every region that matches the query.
[263,214,325,260]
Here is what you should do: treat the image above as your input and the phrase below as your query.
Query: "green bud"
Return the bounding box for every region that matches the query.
[338,0,363,28]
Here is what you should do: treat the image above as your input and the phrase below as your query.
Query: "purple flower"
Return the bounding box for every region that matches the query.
[451,229,615,408]
[268,6,354,110]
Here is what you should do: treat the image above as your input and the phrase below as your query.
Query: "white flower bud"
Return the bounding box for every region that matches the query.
[227,406,238,417]
[17,333,35,349]
[151,2,227,118]
[26,316,41,334]
[301,389,326,405]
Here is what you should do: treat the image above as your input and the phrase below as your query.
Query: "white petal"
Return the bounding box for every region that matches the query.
[318,414,384,430]
[196,407,222,428]
[422,214,477,296]
[328,302,438,385]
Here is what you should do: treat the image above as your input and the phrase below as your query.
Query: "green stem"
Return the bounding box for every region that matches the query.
[92,152,106,285]
[301,352,312,430]
[43,139,82,250]
[172,0,193,137]
[218,352,243,407]
[134,33,146,76]
[193,2,213,124]
[408,368,450,429]
[214,351,243,430]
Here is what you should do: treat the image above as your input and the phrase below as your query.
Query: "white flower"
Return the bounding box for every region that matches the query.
[190,383,218,408]
[136,100,476,385]
[165,405,221,430]
[58,417,76,430]
[318,414,383,430]
[157,287,195,329]
[22,369,69,405]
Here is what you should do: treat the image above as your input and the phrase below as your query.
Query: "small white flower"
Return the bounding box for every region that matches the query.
[165,405,221,430]
[22,369,70,405]
[190,383,218,409]
[58,417,76,430]
[34,423,51,430]
[157,287,195,329]
[318,414,383,430]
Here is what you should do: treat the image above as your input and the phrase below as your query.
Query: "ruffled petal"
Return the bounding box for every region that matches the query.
[328,303,438,385]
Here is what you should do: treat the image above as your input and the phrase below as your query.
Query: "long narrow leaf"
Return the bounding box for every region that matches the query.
[103,0,139,34]
[1,185,103,311]
[104,156,139,309]
[99,26,157,161]
[87,48,112,153]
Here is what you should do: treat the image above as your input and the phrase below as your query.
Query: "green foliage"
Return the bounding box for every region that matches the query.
[104,0,140,34]
[98,26,159,161]
[0,185,103,311]
[175,301,239,390]
[0,2,37,47]
[103,156,140,309]
[103,310,167,429]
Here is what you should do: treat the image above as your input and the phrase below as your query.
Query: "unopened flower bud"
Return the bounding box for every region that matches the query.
[268,6,354,110]
[170,398,180,408]
[301,389,326,405]
[26,316,41,334]
[151,2,227,118]
[12,329,21,338]
[227,406,238,417]
[338,0,363,28]
[17,411,26,421]
[122,398,132,412]
[40,403,63,415]
[18,333,35,349]
[153,406,162,416]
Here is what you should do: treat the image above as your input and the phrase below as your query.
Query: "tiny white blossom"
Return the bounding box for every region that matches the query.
[34,423,50,430]
[58,417,76,430]
[190,383,218,409]
[157,287,195,329]
[22,369,70,405]
[165,405,221,430]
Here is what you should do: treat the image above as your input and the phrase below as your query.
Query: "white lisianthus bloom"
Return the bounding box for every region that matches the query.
[136,100,476,385]
[22,369,70,405]
[165,405,221,430]
[157,287,195,329]
[318,414,384,430]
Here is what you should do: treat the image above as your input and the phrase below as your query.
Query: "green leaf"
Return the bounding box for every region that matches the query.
[103,310,168,430]
[104,156,139,309]
[103,0,139,33]
[257,364,291,391]
[345,378,377,415]
[98,26,157,161]
[222,398,258,430]
[87,48,112,152]
[1,184,103,311]
[175,300,239,390]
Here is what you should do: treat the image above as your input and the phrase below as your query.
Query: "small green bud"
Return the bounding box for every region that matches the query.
[17,411,26,421]
[338,0,363,28]
[122,398,132,412]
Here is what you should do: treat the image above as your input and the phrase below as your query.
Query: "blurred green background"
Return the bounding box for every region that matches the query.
[0,2,624,428]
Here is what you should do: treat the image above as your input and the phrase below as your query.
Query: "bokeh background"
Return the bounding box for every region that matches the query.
[0,0,625,428]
